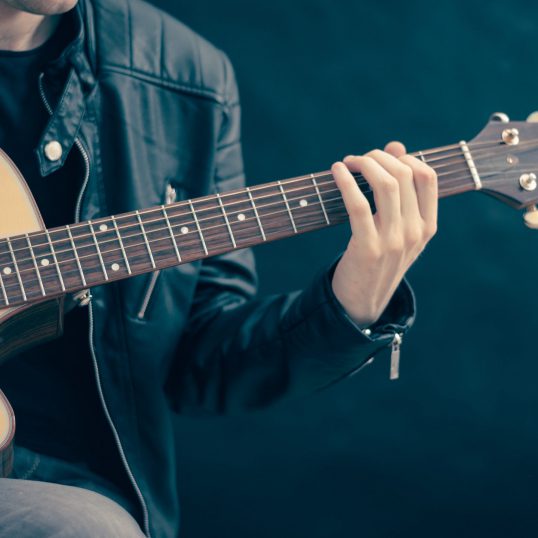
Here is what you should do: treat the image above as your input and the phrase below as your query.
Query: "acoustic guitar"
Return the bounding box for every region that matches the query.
[1,112,538,477]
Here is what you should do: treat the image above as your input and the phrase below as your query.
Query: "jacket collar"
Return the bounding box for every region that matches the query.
[37,4,96,177]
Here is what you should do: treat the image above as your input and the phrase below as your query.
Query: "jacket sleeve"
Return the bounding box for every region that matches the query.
[165,53,416,414]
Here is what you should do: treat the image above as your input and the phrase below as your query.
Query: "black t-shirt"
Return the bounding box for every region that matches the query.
[0,17,132,498]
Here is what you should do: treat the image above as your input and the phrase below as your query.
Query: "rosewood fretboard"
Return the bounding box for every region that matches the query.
[0,143,476,309]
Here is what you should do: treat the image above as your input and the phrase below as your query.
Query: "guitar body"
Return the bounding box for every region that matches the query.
[0,149,64,477]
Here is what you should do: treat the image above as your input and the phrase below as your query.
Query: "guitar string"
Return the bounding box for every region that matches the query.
[2,133,538,262]
[0,162,525,298]
[1,134,534,263]
[0,135,536,283]
[0,157,502,267]
[0,154,533,272]
[0,192,395,299]
[3,135,536,261]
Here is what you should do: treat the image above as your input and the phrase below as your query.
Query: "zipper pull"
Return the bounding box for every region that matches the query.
[165,184,177,205]
[390,333,402,380]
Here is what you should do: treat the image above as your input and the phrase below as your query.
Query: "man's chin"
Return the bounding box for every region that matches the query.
[3,0,79,15]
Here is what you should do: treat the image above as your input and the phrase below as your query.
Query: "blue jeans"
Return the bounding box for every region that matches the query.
[0,446,145,537]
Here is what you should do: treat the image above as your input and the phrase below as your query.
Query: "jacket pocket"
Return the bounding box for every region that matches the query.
[135,182,178,320]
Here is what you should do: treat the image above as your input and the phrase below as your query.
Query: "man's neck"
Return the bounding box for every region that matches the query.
[0,5,60,52]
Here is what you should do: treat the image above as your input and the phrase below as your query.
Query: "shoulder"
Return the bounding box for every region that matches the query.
[84,0,235,104]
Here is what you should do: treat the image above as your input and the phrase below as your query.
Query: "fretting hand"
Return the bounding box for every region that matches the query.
[331,141,438,327]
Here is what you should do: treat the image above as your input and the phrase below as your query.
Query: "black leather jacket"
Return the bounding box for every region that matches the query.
[34,0,416,535]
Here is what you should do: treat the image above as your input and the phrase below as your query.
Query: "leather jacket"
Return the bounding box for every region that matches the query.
[33,0,416,535]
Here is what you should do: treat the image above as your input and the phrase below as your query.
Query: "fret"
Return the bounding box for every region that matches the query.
[0,239,25,305]
[26,232,65,296]
[135,210,156,269]
[270,179,321,233]
[161,206,182,263]
[65,225,87,287]
[310,174,330,225]
[277,180,298,233]
[111,216,132,274]
[216,193,237,248]
[44,230,66,292]
[417,151,427,163]
[6,238,27,302]
[135,208,183,268]
[25,233,46,297]
[248,184,292,240]
[188,200,208,255]
[88,221,109,281]
[221,190,264,249]
[246,187,266,241]
[0,269,9,306]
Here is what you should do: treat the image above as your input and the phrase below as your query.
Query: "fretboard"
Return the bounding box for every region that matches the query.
[0,142,476,309]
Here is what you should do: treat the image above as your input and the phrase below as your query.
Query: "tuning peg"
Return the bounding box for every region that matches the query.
[523,205,538,229]
[490,112,510,123]
[528,111,538,123]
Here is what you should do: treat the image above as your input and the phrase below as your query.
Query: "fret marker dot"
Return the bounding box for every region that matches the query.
[181,226,189,234]
[2,267,12,275]
[237,213,246,221]
[41,258,50,267]
[99,224,108,232]
[299,199,308,207]
[111,263,120,272]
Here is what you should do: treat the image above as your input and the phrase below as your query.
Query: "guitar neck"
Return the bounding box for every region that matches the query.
[0,142,476,309]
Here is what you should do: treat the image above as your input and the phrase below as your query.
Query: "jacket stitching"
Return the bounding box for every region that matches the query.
[100,65,228,104]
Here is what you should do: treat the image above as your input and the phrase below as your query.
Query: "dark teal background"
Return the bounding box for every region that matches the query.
[151,1,538,536]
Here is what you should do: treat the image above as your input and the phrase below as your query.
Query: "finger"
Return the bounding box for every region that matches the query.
[384,141,406,158]
[399,154,438,229]
[364,149,420,219]
[331,161,377,238]
[342,155,401,233]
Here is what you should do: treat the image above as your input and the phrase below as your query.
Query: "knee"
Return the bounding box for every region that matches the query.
[0,479,145,538]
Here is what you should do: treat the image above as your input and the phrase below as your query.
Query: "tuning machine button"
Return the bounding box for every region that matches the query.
[523,205,538,229]
[527,111,538,123]
[490,112,510,123]
[520,173,537,191]
[502,128,520,145]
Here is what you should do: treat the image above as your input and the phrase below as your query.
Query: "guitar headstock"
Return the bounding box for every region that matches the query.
[470,113,538,227]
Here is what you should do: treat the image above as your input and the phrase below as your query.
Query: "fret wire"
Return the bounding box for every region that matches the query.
[45,230,66,292]
[277,180,298,233]
[135,210,157,269]
[25,233,46,296]
[66,225,87,287]
[310,174,330,225]
[216,192,237,248]
[4,136,538,266]
[161,206,182,262]
[1,159,478,278]
[0,171,467,286]
[88,221,109,281]
[6,238,27,301]
[111,216,132,274]
[188,200,208,255]
[1,154,479,263]
[2,195,350,298]
[418,151,426,163]
[246,187,266,241]
[0,264,10,305]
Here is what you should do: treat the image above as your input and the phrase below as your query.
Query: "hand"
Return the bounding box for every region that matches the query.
[331,142,438,327]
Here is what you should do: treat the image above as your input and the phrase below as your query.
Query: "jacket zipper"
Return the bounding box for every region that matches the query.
[38,73,151,537]
[390,332,402,380]
[136,183,177,320]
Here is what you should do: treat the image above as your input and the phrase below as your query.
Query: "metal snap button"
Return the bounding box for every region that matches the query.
[44,140,63,162]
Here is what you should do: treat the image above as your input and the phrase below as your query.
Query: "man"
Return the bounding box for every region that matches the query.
[0,0,437,536]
